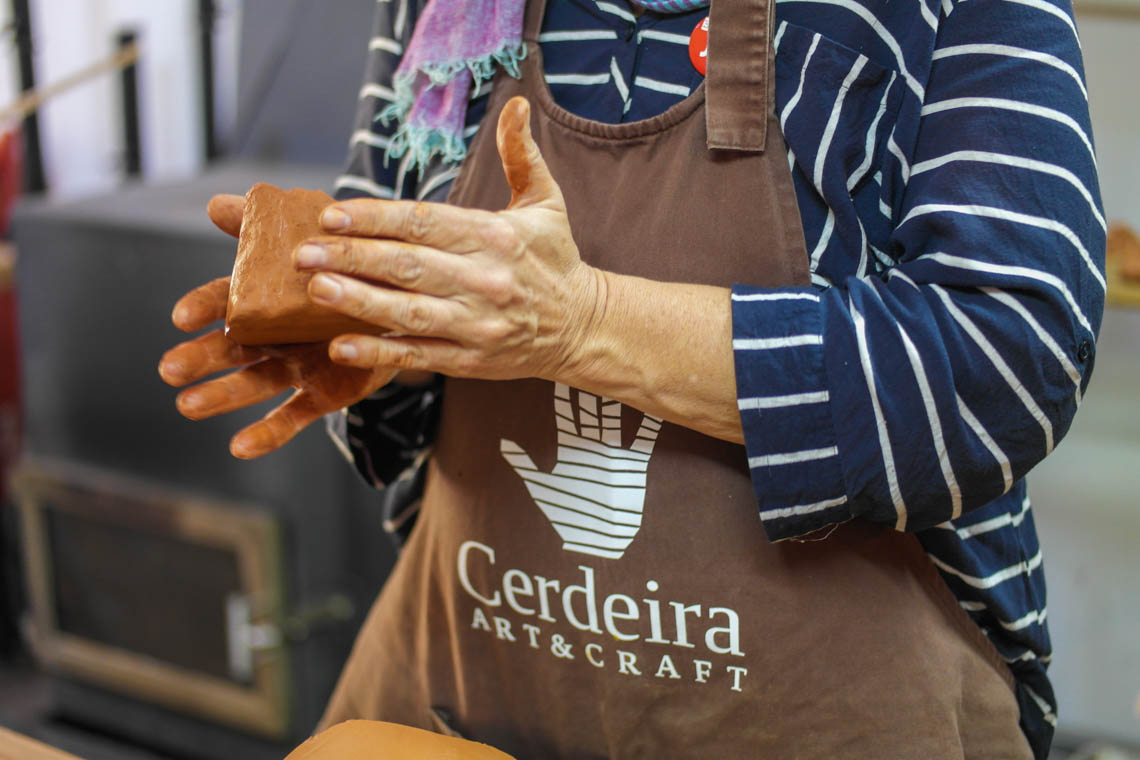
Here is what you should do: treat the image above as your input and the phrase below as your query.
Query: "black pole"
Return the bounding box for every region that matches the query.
[198,0,219,161]
[117,30,141,178]
[10,0,45,193]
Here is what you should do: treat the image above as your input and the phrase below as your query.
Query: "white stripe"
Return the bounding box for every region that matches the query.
[562,542,624,560]
[558,431,652,464]
[850,298,908,530]
[917,251,1093,334]
[610,56,630,108]
[595,1,636,23]
[545,72,611,86]
[1024,683,1059,726]
[359,83,396,102]
[921,97,1095,166]
[815,56,868,192]
[739,391,830,411]
[956,396,1014,494]
[781,33,821,132]
[368,36,402,55]
[638,29,691,45]
[760,495,848,520]
[887,133,910,183]
[520,475,646,514]
[984,287,1083,393]
[416,166,461,201]
[902,204,1104,292]
[774,21,789,52]
[351,129,391,150]
[549,523,635,551]
[393,0,409,38]
[928,549,1043,589]
[536,504,641,536]
[538,30,619,42]
[733,334,823,350]
[335,174,394,199]
[809,210,837,272]
[749,446,838,468]
[942,491,1029,538]
[731,291,820,302]
[942,0,954,16]
[959,600,987,611]
[931,284,1055,453]
[633,75,690,97]
[777,0,924,98]
[911,150,1105,231]
[998,606,1047,632]
[1003,0,1078,44]
[848,73,898,192]
[919,0,939,29]
[896,323,963,518]
[932,44,1087,100]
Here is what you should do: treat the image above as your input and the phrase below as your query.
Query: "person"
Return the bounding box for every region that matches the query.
[159,0,1104,757]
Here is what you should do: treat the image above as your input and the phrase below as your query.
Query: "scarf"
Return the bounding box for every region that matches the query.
[381,0,711,172]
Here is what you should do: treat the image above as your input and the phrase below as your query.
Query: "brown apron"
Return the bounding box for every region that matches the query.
[322,1,1032,757]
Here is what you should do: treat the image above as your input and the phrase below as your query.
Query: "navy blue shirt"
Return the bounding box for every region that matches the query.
[329,2,1106,756]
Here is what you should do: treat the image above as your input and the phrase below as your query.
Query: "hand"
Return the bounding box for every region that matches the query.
[292,95,602,383]
[158,194,397,459]
[500,383,663,560]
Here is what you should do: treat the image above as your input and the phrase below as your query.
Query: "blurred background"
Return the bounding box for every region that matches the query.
[0,1,1134,759]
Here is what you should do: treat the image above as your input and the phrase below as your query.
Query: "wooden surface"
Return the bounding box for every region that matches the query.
[0,727,83,760]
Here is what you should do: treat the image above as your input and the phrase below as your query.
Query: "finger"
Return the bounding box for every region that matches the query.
[172,277,232,331]
[229,388,328,459]
[319,197,497,253]
[294,236,482,298]
[496,96,564,211]
[175,359,292,419]
[159,328,264,387]
[207,194,245,238]
[328,334,472,375]
[308,273,463,339]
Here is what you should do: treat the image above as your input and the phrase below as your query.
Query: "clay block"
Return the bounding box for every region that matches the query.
[225,183,385,345]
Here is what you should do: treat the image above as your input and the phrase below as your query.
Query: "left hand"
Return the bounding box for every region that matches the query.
[293,95,601,382]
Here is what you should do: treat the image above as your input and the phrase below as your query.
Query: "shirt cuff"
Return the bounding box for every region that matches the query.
[731,284,852,541]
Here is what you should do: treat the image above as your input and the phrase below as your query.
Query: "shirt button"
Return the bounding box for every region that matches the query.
[1077,340,1092,363]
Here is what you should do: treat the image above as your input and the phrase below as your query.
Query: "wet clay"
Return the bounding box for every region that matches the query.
[285,720,516,760]
[225,183,385,345]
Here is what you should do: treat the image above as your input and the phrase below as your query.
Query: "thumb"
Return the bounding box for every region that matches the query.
[496,96,563,210]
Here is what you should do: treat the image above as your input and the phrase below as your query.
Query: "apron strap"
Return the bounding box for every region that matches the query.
[523,0,773,153]
[706,0,772,152]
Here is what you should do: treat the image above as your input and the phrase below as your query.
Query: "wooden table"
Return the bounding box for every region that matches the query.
[0,726,83,760]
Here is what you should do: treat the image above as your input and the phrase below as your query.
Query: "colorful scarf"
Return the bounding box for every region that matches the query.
[381,0,711,171]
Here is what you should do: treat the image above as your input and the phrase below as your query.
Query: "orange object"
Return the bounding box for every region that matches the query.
[225,183,386,345]
[285,721,515,760]
[1106,222,1140,283]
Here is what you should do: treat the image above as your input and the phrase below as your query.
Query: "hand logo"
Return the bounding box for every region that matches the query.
[500,383,663,560]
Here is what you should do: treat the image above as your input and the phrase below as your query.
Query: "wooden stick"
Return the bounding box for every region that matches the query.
[0,43,140,124]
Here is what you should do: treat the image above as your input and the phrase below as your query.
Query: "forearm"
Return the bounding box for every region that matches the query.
[558,269,744,445]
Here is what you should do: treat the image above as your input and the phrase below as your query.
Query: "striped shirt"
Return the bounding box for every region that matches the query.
[329,1,1105,757]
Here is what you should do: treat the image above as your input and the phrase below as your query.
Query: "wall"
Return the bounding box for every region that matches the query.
[15,0,241,200]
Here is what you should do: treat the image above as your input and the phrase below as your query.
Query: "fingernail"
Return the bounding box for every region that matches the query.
[230,437,252,459]
[295,243,327,269]
[332,341,358,360]
[172,304,192,327]
[176,391,202,415]
[310,274,343,302]
[159,359,184,383]
[321,207,350,230]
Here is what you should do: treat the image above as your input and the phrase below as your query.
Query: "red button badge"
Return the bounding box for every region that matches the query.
[689,16,709,76]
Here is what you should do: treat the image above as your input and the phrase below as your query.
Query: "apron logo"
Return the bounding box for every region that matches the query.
[500,383,663,560]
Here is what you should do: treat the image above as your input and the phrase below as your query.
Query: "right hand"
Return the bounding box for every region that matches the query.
[157,193,398,459]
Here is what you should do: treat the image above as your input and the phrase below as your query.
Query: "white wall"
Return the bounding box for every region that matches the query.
[16,0,239,200]
[1081,13,1140,231]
